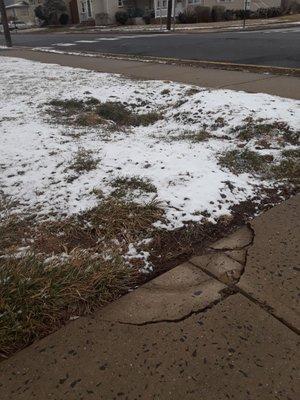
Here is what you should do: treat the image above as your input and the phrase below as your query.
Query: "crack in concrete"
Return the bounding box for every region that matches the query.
[192,224,300,336]
[110,287,235,327]
[235,286,300,336]
[208,223,255,252]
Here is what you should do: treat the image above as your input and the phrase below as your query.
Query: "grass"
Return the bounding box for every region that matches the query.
[83,197,164,242]
[271,149,300,184]
[185,88,200,96]
[271,159,300,183]
[96,102,161,127]
[48,98,85,111]
[47,98,162,127]
[0,252,137,357]
[161,89,170,95]
[160,130,211,143]
[111,176,157,198]
[0,195,165,357]
[211,117,227,130]
[282,148,300,159]
[219,148,299,185]
[68,148,99,174]
[232,120,299,146]
[219,149,271,175]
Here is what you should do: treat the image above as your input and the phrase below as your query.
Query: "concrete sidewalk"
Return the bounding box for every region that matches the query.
[1,196,299,399]
[1,48,300,99]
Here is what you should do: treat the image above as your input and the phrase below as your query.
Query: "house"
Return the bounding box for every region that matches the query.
[4,0,72,25]
[76,1,153,24]
[4,0,41,24]
[75,0,283,25]
[154,0,282,17]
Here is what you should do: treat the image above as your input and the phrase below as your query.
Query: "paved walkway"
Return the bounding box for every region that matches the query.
[1,195,299,399]
[1,48,300,99]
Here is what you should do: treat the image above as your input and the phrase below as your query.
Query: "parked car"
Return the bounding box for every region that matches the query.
[8,20,28,30]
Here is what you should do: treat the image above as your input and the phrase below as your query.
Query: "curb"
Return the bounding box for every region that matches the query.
[36,21,300,36]
[26,47,300,77]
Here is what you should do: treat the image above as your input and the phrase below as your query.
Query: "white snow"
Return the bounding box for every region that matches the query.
[0,56,299,230]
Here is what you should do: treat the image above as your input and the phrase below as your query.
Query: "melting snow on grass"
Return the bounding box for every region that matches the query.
[0,56,299,229]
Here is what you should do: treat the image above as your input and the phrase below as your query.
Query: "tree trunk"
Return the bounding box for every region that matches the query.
[166,0,172,30]
[0,0,12,47]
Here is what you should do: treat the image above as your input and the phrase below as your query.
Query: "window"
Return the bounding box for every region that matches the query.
[118,0,124,7]
[188,0,202,4]
[157,0,167,8]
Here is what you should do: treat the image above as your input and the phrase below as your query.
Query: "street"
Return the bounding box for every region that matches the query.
[1,26,299,68]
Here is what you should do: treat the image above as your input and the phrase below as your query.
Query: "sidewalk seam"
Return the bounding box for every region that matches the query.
[190,224,300,336]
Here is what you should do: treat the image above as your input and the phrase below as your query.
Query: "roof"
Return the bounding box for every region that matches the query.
[6,1,29,8]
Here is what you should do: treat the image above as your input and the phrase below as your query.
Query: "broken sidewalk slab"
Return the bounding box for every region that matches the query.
[190,253,244,285]
[209,225,253,250]
[237,195,300,333]
[225,249,247,264]
[98,262,226,324]
[1,294,299,400]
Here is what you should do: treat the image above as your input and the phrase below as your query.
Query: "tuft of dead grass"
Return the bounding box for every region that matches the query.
[232,119,299,146]
[111,176,157,198]
[0,194,166,357]
[219,148,299,185]
[83,197,164,242]
[68,148,99,174]
[185,88,200,96]
[0,252,137,357]
[271,159,300,184]
[47,98,162,128]
[219,149,272,175]
[158,130,211,143]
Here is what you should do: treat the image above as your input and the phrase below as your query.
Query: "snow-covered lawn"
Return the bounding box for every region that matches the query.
[1,57,299,228]
[0,56,299,356]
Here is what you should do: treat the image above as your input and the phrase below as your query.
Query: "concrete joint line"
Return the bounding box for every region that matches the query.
[191,224,300,336]
[218,76,276,90]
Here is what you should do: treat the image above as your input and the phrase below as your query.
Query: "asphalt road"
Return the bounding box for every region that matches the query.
[1,27,300,68]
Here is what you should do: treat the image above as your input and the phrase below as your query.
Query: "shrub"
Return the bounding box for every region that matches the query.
[143,10,155,24]
[194,6,211,22]
[211,5,225,22]
[225,9,236,21]
[59,13,69,25]
[115,11,129,25]
[178,9,196,23]
[178,6,211,23]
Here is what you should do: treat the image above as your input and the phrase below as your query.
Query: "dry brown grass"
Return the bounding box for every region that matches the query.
[232,119,299,147]
[0,195,165,358]
[0,252,137,358]
[67,148,99,174]
[47,98,162,128]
